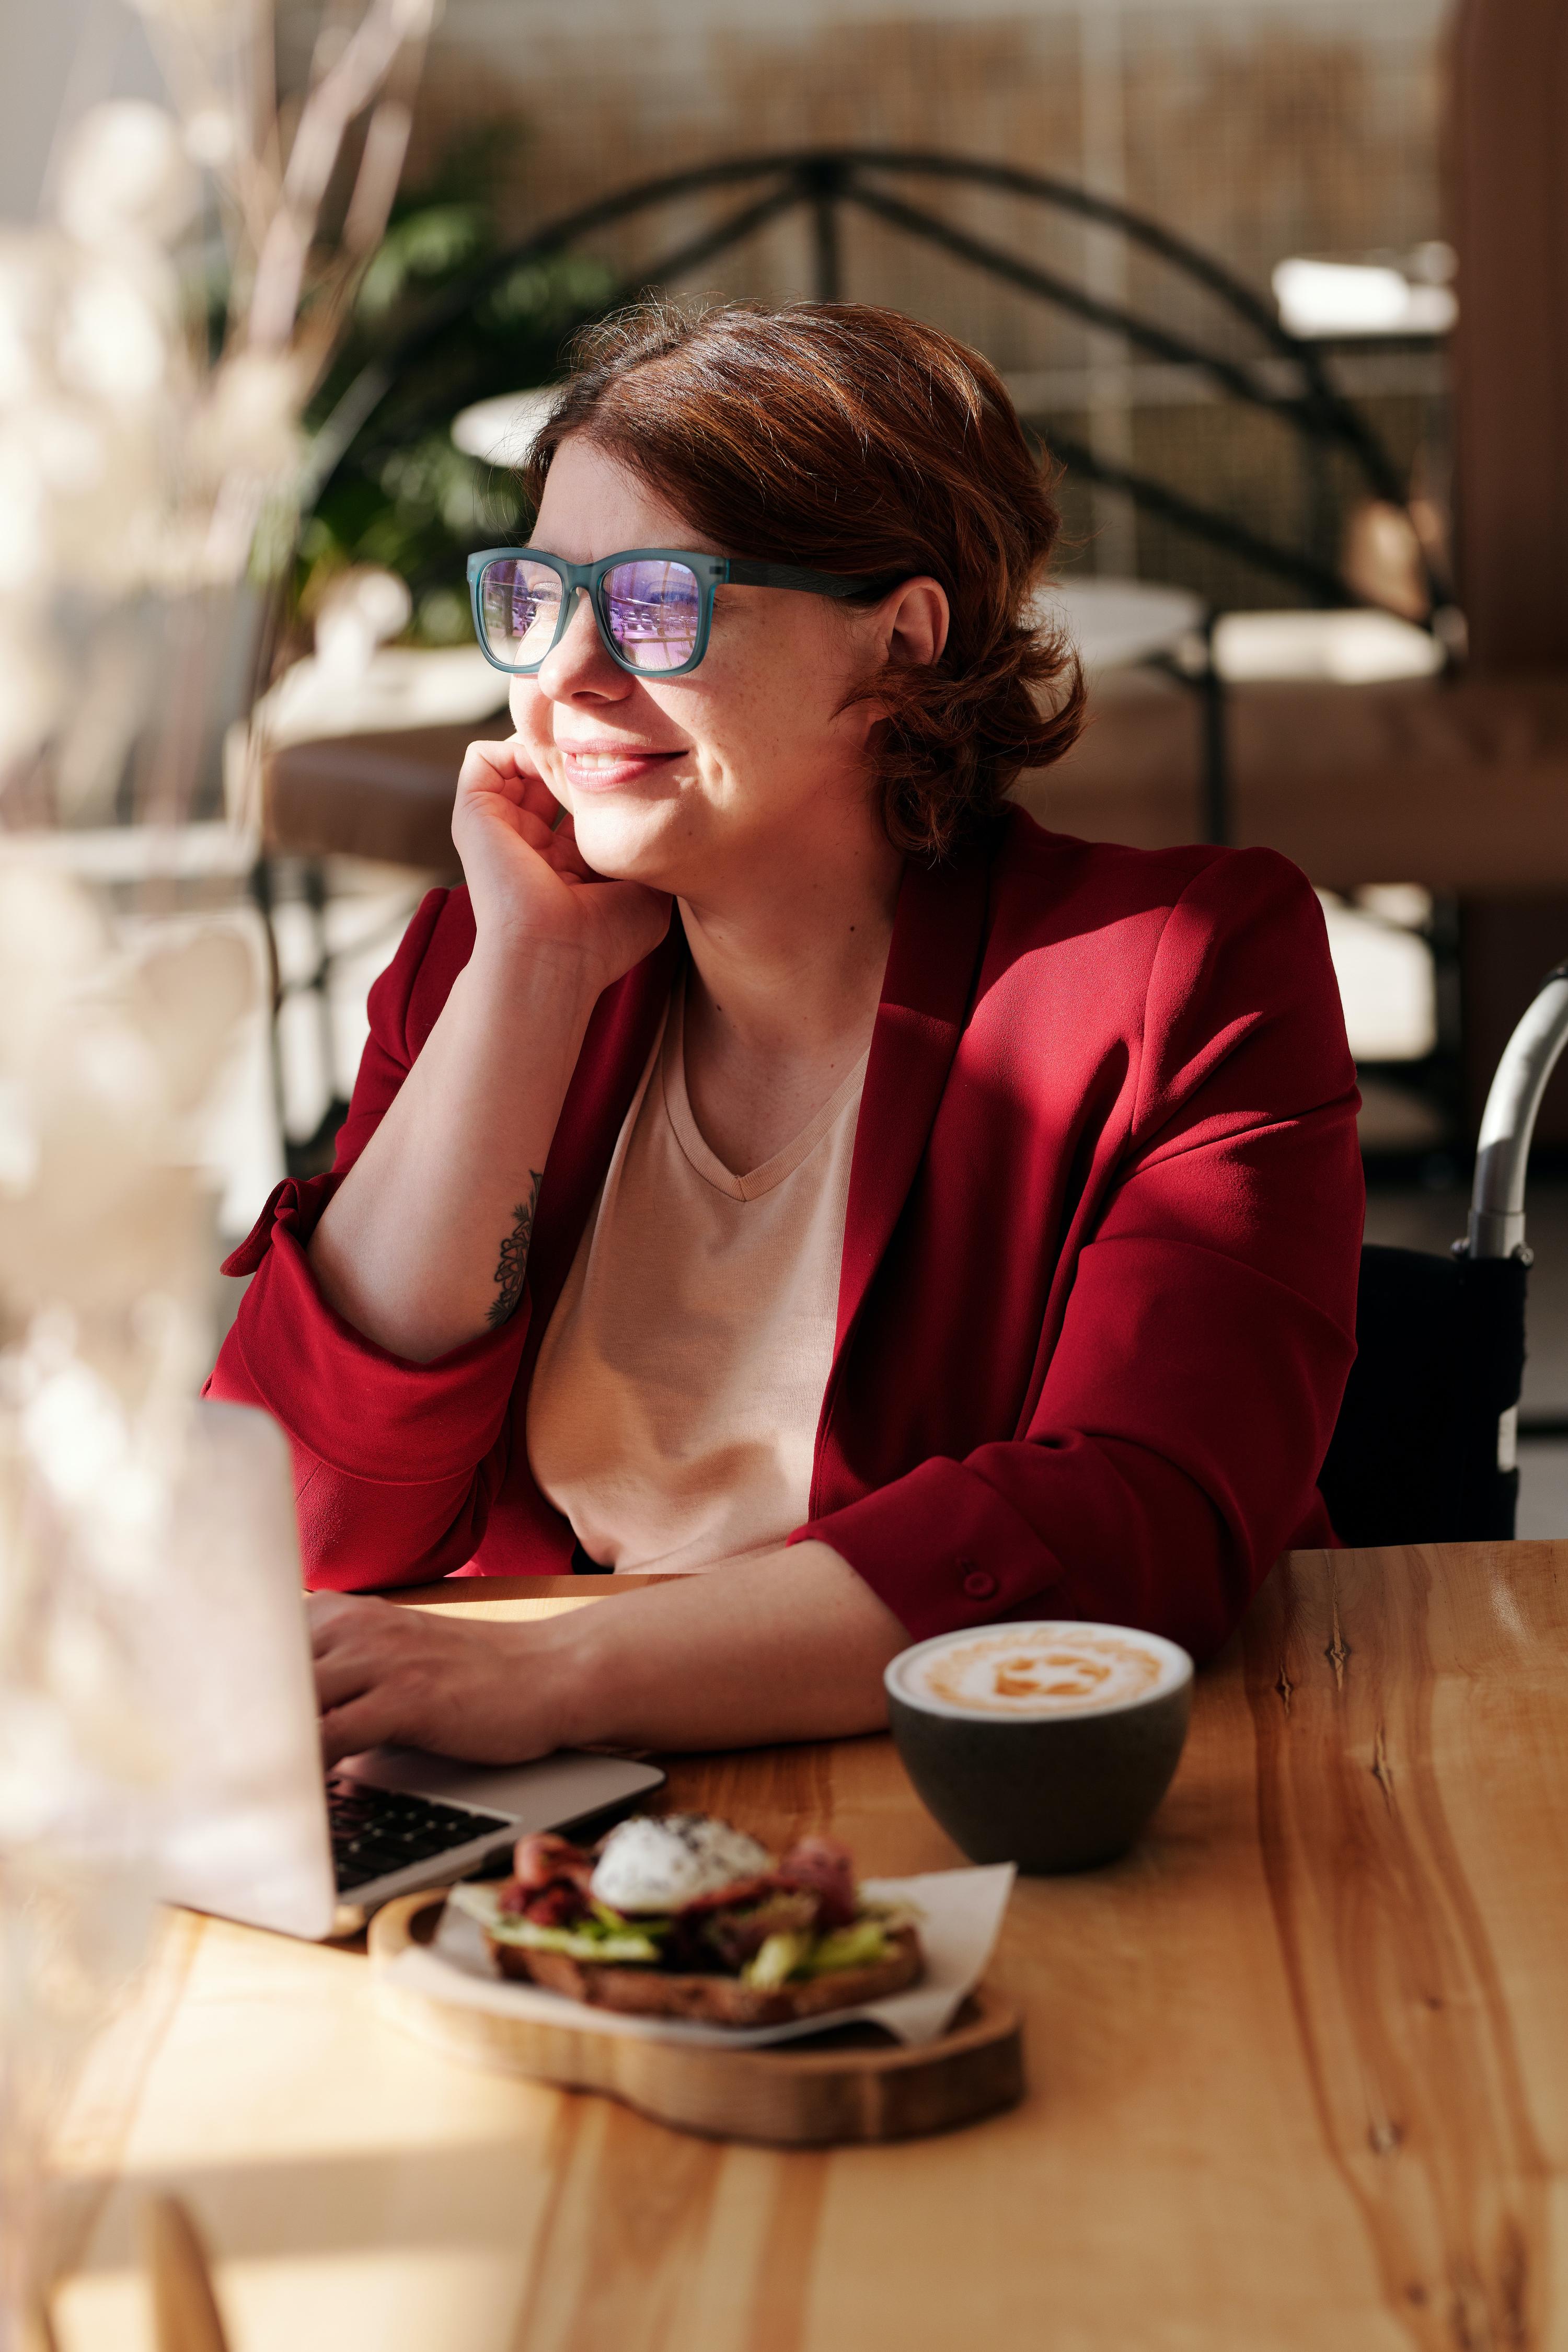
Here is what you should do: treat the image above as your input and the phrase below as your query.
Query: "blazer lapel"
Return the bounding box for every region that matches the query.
[832,838,993,1361]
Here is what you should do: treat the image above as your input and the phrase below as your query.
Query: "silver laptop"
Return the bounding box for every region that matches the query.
[153,1401,664,1939]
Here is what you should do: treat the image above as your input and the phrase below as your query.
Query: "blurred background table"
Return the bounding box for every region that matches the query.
[47,1542,1568,2352]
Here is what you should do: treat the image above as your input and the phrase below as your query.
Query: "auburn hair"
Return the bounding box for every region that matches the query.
[521,301,1083,861]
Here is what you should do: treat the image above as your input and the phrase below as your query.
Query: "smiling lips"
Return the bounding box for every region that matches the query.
[558,743,683,790]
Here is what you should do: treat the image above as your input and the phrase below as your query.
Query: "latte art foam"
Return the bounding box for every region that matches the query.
[905,1629,1169,1716]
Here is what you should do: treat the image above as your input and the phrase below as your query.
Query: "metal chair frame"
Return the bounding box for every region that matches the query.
[268,141,1447,1150]
[1464,964,1568,1480]
[275,148,1457,1160]
[1468,964,1568,1264]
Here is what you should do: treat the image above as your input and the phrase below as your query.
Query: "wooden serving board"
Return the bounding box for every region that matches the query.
[368,1888,1024,2146]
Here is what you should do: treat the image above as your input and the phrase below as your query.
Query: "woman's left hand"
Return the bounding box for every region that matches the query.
[309,1593,563,1766]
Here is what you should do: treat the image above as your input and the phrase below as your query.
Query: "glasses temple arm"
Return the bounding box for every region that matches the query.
[723,559,907,598]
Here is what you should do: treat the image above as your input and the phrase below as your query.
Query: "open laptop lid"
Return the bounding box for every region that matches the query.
[154,1402,661,1939]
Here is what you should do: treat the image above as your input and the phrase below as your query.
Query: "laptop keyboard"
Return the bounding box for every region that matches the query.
[327,1775,514,1893]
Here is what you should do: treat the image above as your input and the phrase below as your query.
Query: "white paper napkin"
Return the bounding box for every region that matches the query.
[382,1865,1015,2051]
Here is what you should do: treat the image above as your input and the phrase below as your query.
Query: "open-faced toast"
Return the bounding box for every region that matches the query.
[467,1815,924,2028]
[488,1920,922,2026]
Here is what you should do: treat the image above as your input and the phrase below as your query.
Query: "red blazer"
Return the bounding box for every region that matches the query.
[210,808,1363,1661]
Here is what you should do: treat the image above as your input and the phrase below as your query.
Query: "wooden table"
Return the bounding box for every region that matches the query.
[47,1542,1568,2352]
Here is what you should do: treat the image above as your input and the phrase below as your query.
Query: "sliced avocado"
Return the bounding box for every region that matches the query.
[486,1917,662,1964]
[801,1919,892,1975]
[590,1899,672,1939]
[742,1931,814,1988]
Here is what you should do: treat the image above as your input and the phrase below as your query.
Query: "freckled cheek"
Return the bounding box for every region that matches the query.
[682,687,815,815]
[675,667,777,774]
[732,652,843,762]
[626,675,729,789]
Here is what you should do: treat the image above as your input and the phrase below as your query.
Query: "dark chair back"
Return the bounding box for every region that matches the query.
[1320,965,1568,1549]
[1318,1243,1526,1547]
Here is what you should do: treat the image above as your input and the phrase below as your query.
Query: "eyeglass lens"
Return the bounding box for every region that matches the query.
[602,560,702,672]
[479,556,703,673]
[479,558,563,667]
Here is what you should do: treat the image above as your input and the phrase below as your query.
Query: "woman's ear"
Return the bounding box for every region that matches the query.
[883,577,949,670]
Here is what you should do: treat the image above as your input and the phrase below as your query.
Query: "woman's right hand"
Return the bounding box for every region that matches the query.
[452,735,672,990]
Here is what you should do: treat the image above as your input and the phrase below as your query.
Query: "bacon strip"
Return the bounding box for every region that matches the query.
[495,1829,861,1944]
[499,1832,597,1922]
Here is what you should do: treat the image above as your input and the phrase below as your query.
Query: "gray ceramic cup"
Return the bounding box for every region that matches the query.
[884,1621,1194,1874]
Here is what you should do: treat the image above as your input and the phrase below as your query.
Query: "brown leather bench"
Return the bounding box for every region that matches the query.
[264,669,1568,892]
[261,667,1568,1142]
[263,714,511,873]
[1013,667,1568,890]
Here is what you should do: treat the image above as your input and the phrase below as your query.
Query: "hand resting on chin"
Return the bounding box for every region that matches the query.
[308,1541,909,1766]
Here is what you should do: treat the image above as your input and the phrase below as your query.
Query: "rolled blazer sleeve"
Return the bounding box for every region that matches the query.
[206,889,528,1589]
[797,851,1364,1662]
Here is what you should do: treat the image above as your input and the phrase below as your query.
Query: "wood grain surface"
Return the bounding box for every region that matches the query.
[45,1542,1568,2352]
[1243,1546,1558,2350]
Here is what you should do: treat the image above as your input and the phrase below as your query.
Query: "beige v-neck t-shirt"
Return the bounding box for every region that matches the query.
[526,981,869,1573]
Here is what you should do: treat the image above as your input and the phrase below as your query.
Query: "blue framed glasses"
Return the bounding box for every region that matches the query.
[466,546,904,679]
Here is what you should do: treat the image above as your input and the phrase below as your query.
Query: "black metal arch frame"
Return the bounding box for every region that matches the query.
[310,146,1441,614]
[274,149,1450,1173]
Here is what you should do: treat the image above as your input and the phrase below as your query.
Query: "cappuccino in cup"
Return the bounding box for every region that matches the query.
[899,1627,1177,1717]
[885,1620,1194,1873]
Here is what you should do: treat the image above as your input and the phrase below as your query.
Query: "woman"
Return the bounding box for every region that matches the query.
[211,301,1363,1766]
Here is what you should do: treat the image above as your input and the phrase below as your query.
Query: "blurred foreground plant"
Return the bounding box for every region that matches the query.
[0,0,437,822]
[0,6,437,2343]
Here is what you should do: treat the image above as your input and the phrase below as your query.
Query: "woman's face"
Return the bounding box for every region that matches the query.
[509,435,946,900]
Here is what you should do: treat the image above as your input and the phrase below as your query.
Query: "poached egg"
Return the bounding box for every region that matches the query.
[589,1814,773,1915]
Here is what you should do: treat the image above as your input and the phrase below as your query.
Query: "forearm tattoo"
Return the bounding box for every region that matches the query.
[487,1171,543,1328]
